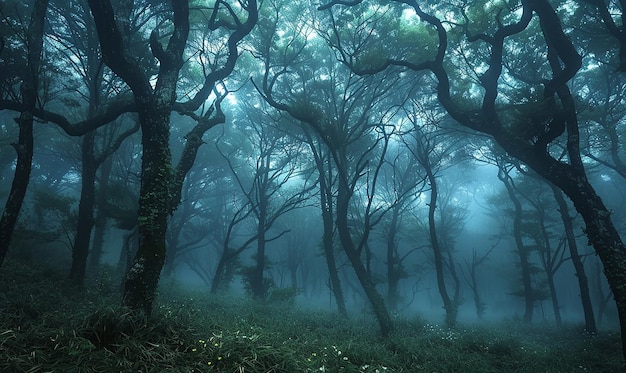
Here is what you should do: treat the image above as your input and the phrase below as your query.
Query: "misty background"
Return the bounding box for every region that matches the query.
[1,0,624,342]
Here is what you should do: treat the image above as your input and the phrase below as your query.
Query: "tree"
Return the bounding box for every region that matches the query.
[255,1,420,333]
[253,0,402,331]
[496,160,537,323]
[46,0,142,286]
[86,0,258,314]
[218,104,314,299]
[551,183,596,333]
[401,97,467,328]
[320,0,626,359]
[515,175,569,326]
[0,0,49,266]
[377,145,424,312]
[462,243,497,320]
[302,128,348,316]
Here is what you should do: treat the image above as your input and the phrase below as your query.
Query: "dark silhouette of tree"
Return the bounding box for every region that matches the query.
[551,184,596,333]
[217,108,314,299]
[253,0,410,330]
[303,128,348,316]
[496,161,536,323]
[0,0,49,267]
[258,45,406,336]
[401,98,467,328]
[515,176,569,326]
[461,242,497,320]
[377,146,424,312]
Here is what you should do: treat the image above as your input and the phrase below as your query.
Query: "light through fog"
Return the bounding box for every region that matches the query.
[1,0,625,371]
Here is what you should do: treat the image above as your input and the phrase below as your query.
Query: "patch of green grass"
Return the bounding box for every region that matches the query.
[0,259,623,372]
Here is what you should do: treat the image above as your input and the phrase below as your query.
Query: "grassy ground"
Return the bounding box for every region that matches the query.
[0,259,623,372]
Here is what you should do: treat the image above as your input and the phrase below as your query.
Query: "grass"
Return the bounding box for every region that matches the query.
[0,259,623,372]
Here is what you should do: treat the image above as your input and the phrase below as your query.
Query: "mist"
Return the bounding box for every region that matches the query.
[1,0,625,371]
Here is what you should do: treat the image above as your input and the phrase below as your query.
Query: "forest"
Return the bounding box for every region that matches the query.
[1,0,625,371]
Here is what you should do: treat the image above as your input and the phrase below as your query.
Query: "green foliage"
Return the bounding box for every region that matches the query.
[94,264,121,296]
[340,4,437,72]
[239,263,275,299]
[12,188,78,255]
[32,188,76,225]
[267,286,299,305]
[100,180,138,230]
[354,47,387,72]
[214,253,241,293]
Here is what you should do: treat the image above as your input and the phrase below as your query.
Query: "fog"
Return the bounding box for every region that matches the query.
[1,0,625,370]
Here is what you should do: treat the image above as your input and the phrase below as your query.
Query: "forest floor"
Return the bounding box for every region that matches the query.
[0,258,623,373]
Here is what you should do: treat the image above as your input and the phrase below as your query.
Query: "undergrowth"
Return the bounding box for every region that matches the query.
[0,259,623,372]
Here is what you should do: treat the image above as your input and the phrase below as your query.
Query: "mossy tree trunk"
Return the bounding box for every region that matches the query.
[123,99,174,313]
[89,0,257,314]
[88,0,189,314]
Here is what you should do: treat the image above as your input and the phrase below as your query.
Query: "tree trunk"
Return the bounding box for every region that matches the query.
[70,132,98,285]
[499,169,534,322]
[122,101,173,314]
[322,197,347,316]
[594,261,612,326]
[309,136,347,316]
[546,268,562,326]
[336,169,393,335]
[88,0,189,315]
[386,207,401,312]
[551,168,626,350]
[425,167,457,328]
[0,0,48,267]
[551,185,596,333]
[89,156,112,271]
[469,265,484,320]
[211,255,227,294]
[252,206,267,299]
[536,207,562,326]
